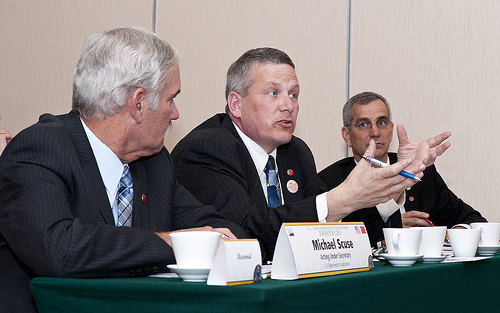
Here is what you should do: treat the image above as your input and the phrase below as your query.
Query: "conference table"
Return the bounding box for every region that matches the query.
[31,253,500,313]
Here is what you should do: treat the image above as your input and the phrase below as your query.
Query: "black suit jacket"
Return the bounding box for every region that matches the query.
[318,153,486,246]
[172,113,324,261]
[0,111,247,313]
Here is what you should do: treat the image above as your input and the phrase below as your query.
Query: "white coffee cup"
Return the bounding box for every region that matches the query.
[414,226,447,257]
[169,231,220,268]
[383,228,422,255]
[470,222,500,246]
[447,228,481,257]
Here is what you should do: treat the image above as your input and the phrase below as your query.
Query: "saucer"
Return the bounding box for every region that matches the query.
[167,264,211,282]
[380,254,424,267]
[419,255,447,264]
[477,245,500,256]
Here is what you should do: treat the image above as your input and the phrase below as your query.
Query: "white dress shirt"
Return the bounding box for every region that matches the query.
[81,118,128,223]
[233,122,328,222]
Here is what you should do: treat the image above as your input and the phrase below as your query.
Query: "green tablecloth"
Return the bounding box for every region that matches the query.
[31,254,500,313]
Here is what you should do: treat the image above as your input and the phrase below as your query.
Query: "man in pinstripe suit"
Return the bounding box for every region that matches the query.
[172,48,448,261]
[0,27,247,313]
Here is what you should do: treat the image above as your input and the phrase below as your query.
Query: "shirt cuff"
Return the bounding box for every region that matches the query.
[376,199,404,223]
[316,192,328,223]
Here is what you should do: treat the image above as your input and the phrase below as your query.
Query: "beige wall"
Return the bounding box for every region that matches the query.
[1,0,498,222]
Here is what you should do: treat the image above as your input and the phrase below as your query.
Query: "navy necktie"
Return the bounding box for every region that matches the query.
[265,155,281,208]
[113,165,133,227]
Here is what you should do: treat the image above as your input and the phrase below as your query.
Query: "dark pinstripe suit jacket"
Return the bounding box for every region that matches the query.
[172,113,324,261]
[319,153,486,246]
[0,111,248,313]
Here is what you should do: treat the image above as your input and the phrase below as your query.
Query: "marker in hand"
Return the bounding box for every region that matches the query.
[362,155,422,182]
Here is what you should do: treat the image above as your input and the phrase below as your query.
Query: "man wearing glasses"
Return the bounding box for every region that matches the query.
[318,91,486,247]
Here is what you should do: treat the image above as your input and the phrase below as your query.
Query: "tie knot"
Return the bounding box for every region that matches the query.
[266,155,276,171]
[120,165,132,187]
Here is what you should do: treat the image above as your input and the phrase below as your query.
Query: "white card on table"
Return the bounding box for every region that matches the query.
[207,239,262,286]
[271,222,373,280]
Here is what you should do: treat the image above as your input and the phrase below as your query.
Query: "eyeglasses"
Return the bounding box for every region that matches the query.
[347,119,392,132]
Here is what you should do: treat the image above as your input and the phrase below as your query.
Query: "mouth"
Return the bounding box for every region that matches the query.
[277,119,294,127]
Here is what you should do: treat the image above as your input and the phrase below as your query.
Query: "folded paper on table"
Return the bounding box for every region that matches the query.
[271,222,373,280]
[207,239,262,286]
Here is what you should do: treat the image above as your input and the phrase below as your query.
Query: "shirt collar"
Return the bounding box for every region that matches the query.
[80,118,127,206]
[233,121,277,174]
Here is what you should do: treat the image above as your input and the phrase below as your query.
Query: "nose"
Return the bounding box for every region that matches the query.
[281,95,297,112]
[369,123,380,137]
[171,101,180,120]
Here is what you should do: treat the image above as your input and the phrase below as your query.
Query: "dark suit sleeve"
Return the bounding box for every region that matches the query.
[172,133,319,260]
[405,165,487,227]
[0,123,173,279]
[139,149,250,239]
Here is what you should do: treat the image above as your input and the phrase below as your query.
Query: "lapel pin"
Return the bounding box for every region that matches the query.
[287,169,294,176]
[142,194,146,203]
[286,180,298,193]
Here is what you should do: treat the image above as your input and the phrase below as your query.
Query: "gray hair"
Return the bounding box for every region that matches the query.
[72,27,180,119]
[225,47,295,112]
[343,91,392,129]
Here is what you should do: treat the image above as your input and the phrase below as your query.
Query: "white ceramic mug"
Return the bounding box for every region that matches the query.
[470,222,500,246]
[415,226,447,257]
[383,228,422,255]
[447,228,481,257]
[169,231,220,268]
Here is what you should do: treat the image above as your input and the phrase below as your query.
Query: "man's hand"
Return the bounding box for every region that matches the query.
[325,140,425,222]
[154,226,236,247]
[401,210,431,228]
[0,128,13,156]
[396,124,451,167]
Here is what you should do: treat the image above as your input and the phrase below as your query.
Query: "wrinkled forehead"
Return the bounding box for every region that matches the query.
[351,100,389,121]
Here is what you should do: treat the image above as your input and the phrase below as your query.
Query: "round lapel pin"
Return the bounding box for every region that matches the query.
[286,180,298,193]
[287,169,294,176]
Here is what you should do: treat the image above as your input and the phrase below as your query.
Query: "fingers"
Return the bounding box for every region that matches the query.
[214,228,236,240]
[364,140,376,158]
[396,124,410,146]
[0,128,13,156]
[401,211,430,227]
[426,131,451,149]
[434,141,451,157]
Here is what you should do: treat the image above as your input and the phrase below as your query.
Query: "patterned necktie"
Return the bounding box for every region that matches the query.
[113,165,133,227]
[265,155,281,208]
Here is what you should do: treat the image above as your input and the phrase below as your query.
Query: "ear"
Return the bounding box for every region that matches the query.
[227,91,243,119]
[129,88,146,124]
[341,126,352,147]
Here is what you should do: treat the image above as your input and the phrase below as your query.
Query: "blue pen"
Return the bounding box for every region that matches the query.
[362,155,422,182]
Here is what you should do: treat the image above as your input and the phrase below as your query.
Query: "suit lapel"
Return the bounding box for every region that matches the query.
[62,111,115,225]
[276,148,303,204]
[222,116,268,210]
[129,161,150,230]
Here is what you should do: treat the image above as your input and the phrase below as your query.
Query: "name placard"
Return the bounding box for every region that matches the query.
[271,222,373,280]
[207,239,262,286]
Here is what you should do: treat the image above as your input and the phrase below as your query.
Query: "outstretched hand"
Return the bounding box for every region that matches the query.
[325,140,425,222]
[396,124,451,167]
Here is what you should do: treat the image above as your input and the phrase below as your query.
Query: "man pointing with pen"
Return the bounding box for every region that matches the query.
[172,48,451,260]
[319,91,487,247]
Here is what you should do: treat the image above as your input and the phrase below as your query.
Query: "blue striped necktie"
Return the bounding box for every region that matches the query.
[114,165,133,227]
[265,155,281,208]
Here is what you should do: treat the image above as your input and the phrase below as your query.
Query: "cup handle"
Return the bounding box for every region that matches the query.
[393,232,402,255]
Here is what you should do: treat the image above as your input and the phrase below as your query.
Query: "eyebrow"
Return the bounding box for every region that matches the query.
[355,116,389,122]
